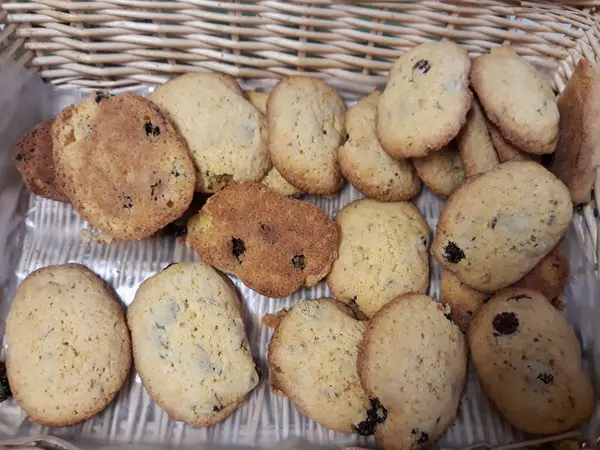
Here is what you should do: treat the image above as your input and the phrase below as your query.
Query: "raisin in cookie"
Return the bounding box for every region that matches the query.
[413,142,466,198]
[151,74,270,193]
[265,299,382,435]
[187,182,338,298]
[339,91,420,202]
[440,270,488,331]
[52,93,196,240]
[128,262,258,426]
[267,76,345,195]
[358,294,468,450]
[377,40,472,159]
[550,59,600,204]
[471,46,559,155]
[432,161,572,293]
[6,264,131,426]
[468,287,594,435]
[488,121,538,163]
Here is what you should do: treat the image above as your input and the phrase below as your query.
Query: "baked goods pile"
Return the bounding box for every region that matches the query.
[8,39,599,449]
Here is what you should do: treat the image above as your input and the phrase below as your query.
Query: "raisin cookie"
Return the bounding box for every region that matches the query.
[12,118,69,203]
[267,76,345,195]
[469,288,595,435]
[339,91,420,202]
[488,121,537,163]
[413,142,466,198]
[187,182,338,298]
[151,74,270,193]
[327,198,430,318]
[471,46,559,155]
[432,161,572,293]
[265,299,382,435]
[550,59,600,204]
[377,40,472,159]
[440,270,488,331]
[6,264,131,426]
[128,262,258,426]
[358,294,468,450]
[456,97,499,178]
[52,93,196,240]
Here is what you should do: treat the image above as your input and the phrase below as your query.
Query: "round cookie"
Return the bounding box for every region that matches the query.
[487,120,538,163]
[6,264,131,427]
[127,262,258,426]
[151,73,270,193]
[266,299,380,434]
[12,118,69,203]
[456,97,499,179]
[440,270,488,331]
[327,198,430,318]
[358,294,468,450]
[377,40,472,159]
[468,287,595,435]
[52,93,196,241]
[471,45,559,155]
[339,91,421,202]
[432,161,572,293]
[267,76,346,195]
[413,142,466,198]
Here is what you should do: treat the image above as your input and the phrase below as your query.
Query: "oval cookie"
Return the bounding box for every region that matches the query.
[6,264,131,426]
[413,142,466,198]
[432,161,572,293]
[440,270,488,331]
[488,120,538,163]
[339,91,421,202]
[128,262,258,426]
[468,288,594,434]
[377,40,472,158]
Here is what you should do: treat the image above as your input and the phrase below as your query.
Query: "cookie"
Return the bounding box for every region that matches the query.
[487,120,537,163]
[52,93,196,241]
[339,91,421,202]
[377,40,472,159]
[127,262,258,426]
[246,90,268,115]
[12,118,69,203]
[432,161,572,293]
[266,299,378,434]
[550,59,600,204]
[358,294,468,450]
[327,199,430,318]
[6,264,131,427]
[267,76,345,195]
[440,270,488,331]
[456,97,499,178]
[471,46,559,155]
[187,182,338,298]
[150,73,270,193]
[413,142,466,198]
[468,287,595,435]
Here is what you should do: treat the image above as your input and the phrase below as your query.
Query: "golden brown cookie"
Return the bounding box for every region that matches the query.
[487,120,537,163]
[440,270,488,331]
[413,142,466,198]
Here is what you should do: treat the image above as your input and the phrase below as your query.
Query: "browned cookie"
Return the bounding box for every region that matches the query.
[488,120,538,163]
[413,142,466,198]
[187,182,338,298]
[550,59,600,204]
[12,119,69,203]
[440,270,488,331]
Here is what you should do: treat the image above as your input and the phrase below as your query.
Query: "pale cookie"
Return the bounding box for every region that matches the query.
[267,76,345,195]
[456,97,499,178]
[550,59,600,204]
[327,198,430,318]
[247,90,268,115]
[432,161,572,293]
[339,91,421,202]
[440,270,488,331]
[377,40,472,158]
[471,46,559,155]
[468,288,595,435]
[413,142,466,198]
[358,294,468,450]
[487,120,538,163]
[52,93,196,241]
[187,182,338,298]
[12,118,69,203]
[266,299,382,435]
[6,264,131,427]
[128,262,258,426]
[151,73,270,193]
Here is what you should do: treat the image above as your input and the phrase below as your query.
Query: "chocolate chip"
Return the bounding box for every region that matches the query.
[15,153,24,162]
[420,235,428,247]
[443,241,465,263]
[490,217,497,229]
[413,59,431,74]
[213,405,224,412]
[231,237,246,262]
[292,254,305,270]
[171,169,180,177]
[467,310,473,316]
[144,121,161,137]
[353,397,387,436]
[322,129,327,135]
[508,294,531,301]
[492,312,519,336]
[537,373,554,385]
[411,429,429,444]
[0,362,11,403]
[94,92,111,103]
[122,195,134,209]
